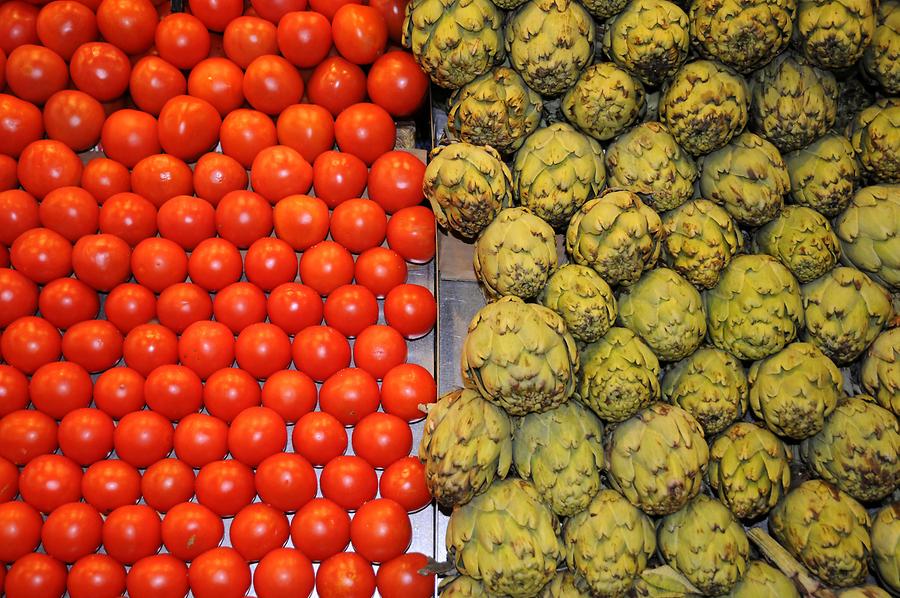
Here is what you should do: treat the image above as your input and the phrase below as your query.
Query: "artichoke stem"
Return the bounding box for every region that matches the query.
[747,528,838,598]
[420,557,457,576]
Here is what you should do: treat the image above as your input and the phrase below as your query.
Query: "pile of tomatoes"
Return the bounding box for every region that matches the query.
[0,0,440,596]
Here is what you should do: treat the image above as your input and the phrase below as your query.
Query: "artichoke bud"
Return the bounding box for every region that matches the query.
[752,205,840,284]
[847,100,900,185]
[727,561,800,598]
[539,264,618,344]
[795,0,876,69]
[872,503,900,594]
[838,587,893,598]
[861,327,900,416]
[661,199,743,290]
[834,184,900,290]
[539,570,592,597]
[562,63,646,142]
[862,0,900,96]
[783,132,860,218]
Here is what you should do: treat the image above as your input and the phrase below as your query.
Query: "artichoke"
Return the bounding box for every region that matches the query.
[699,132,789,227]
[862,0,900,95]
[632,565,703,598]
[512,123,606,228]
[505,0,594,96]
[749,53,837,152]
[512,401,605,517]
[838,588,892,598]
[577,328,660,422]
[707,422,791,520]
[462,296,579,416]
[689,0,795,72]
[801,395,900,502]
[473,207,558,300]
[565,190,662,287]
[705,254,805,361]
[419,388,512,508]
[539,570,591,597]
[582,0,628,17]
[783,132,861,218]
[617,268,707,361]
[439,576,497,597]
[403,0,505,89]
[446,479,564,597]
[794,0,876,69]
[563,489,657,598]
[424,142,513,239]
[604,402,709,516]
[447,67,543,154]
[661,347,749,436]
[861,327,900,416]
[748,341,842,440]
[602,0,691,87]
[834,184,900,289]
[752,205,840,284]
[661,199,743,290]
[836,76,877,131]
[605,122,699,212]
[658,60,750,156]
[801,266,894,363]
[872,503,900,594]
[562,63,646,142]
[539,264,618,344]
[727,561,800,598]
[847,101,900,184]
[657,494,750,595]
[769,480,872,588]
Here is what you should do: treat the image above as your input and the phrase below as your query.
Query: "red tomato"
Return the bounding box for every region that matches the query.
[384,284,436,339]
[272,194,330,251]
[380,456,430,512]
[368,0,408,44]
[70,42,131,102]
[103,284,155,334]
[330,198,387,254]
[127,554,189,598]
[243,55,303,115]
[0,154,15,190]
[129,56,186,116]
[261,369,317,422]
[222,15,277,68]
[81,459,141,514]
[308,0,360,21]
[0,2,40,56]
[6,44,69,104]
[195,459,256,517]
[334,103,395,166]
[189,547,251,598]
[290,498,350,562]
[277,103,334,163]
[189,0,243,32]
[113,409,174,467]
[43,90,105,152]
[39,186,99,242]
[155,13,210,70]
[319,455,377,510]
[367,51,428,117]
[299,240,355,296]
[353,324,407,380]
[68,553,127,598]
[156,282,213,333]
[193,152,248,205]
[38,277,99,330]
[1,316,62,375]
[81,158,131,204]
[229,502,290,562]
[161,502,224,562]
[19,453,83,513]
[368,151,425,213]
[316,552,376,598]
[307,56,366,117]
[41,501,103,563]
[203,367,261,423]
[100,109,160,168]
[350,498,410,563]
[352,412,412,469]
[220,108,277,168]
[157,196,216,252]
[386,205,436,263]
[98,192,158,246]
[28,361,93,420]
[292,411,347,465]
[92,365,145,418]
[0,500,43,562]
[0,363,31,416]
[277,10,331,67]
[187,57,244,117]
[0,94,43,158]
[144,364,203,421]
[10,227,72,284]
[58,407,115,465]
[188,238,243,292]
[213,281,267,333]
[228,405,287,467]
[102,504,161,565]
[252,0,307,22]
[131,237,188,293]
[178,321,236,380]
[132,154,194,208]
[215,190,273,248]
[123,323,178,376]
[331,5,386,65]
[0,409,58,465]
[0,456,17,501]
[235,322,293,380]
[141,458,195,513]
[96,0,156,55]
[255,451,317,512]
[291,325,351,381]
[267,281,324,334]
[0,190,39,246]
[4,553,67,598]
[37,1,99,60]
[312,150,367,209]
[158,95,222,162]
[173,412,227,468]
[323,284,378,338]
[251,145,314,204]
[17,139,83,199]
[376,553,434,598]
[380,363,436,422]
[254,548,315,598]
[244,237,298,291]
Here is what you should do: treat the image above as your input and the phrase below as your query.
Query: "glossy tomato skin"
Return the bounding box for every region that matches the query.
[113,409,174,468]
[188,547,251,598]
[235,322,293,379]
[299,241,354,296]
[384,283,437,339]
[81,158,131,204]
[95,0,157,55]
[309,0,361,21]
[38,277,99,329]
[67,553,127,598]
[187,57,244,117]
[4,552,68,598]
[380,363,436,422]
[100,110,160,168]
[129,56,186,116]
[39,186,100,242]
[228,406,287,467]
[229,502,290,562]
[19,453,83,514]
[5,44,69,104]
[17,139,83,199]
[369,0,408,44]
[350,498,411,563]
[188,238,243,292]
[312,150,367,209]
[161,501,224,562]
[272,194,330,252]
[330,198,387,254]
[0,364,30,416]
[71,233,132,291]
[386,205,436,264]
[155,13,210,70]
[318,367,380,426]
[41,501,104,563]
[157,196,215,251]
[81,459,141,514]
[132,154,194,209]
[307,56,367,117]
[104,284,155,334]
[368,150,426,213]
[0,409,58,465]
[277,10,331,68]
[178,321,236,380]
[193,152,248,205]
[0,2,40,55]
[61,319,124,373]
[195,459,256,517]
[0,190,39,246]
[213,281,267,333]
[251,0,307,23]
[173,412,227,468]
[127,554,189,598]
[332,4,387,65]
[292,411,347,465]
[251,144,313,204]
[261,369,317,422]
[0,269,39,329]
[223,16,277,68]
[277,103,334,163]
[319,455,377,511]
[0,154,15,191]
[254,548,315,598]
[0,500,43,562]
[0,94,43,158]
[98,192,158,247]
[1,316,62,375]
[219,108,277,168]
[255,451,317,512]
[334,102,395,166]
[42,90,105,152]
[367,51,427,117]
[92,365,146,418]
[0,456,18,501]
[141,458,195,513]
[102,504,162,565]
[245,237,298,291]
[291,325,351,382]
[36,1,99,60]
[190,0,243,31]
[380,456,430,512]
[10,227,73,283]
[316,552,376,598]
[243,55,303,116]
[352,412,413,469]
[57,407,115,465]
[376,552,435,598]
[144,364,203,421]
[353,324,408,380]
[290,498,351,562]
[70,41,131,103]
[203,367,261,423]
[323,284,378,338]
[215,190,273,248]
[131,237,188,293]
[156,282,213,334]
[158,95,222,162]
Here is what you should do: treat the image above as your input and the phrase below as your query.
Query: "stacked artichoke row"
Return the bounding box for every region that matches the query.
[403,0,900,594]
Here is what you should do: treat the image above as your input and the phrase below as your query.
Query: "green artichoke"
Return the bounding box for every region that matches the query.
[861,327,900,416]
[439,576,498,597]
[605,122,698,212]
[801,266,894,363]
[565,190,662,287]
[473,207,558,299]
[539,570,591,597]
[769,480,872,588]
[795,0,875,69]
[705,254,805,361]
[727,561,800,598]
[505,0,594,96]
[836,76,878,131]
[699,132,789,227]
[748,341,842,440]
[783,132,861,218]
[562,63,646,142]
[632,565,702,598]
[658,494,750,595]
[539,264,618,344]
[577,328,660,422]
[602,0,690,86]
[617,268,707,361]
[689,0,795,72]
[661,199,743,290]
[512,401,605,517]
[424,142,512,239]
[447,67,543,154]
[707,422,791,520]
[446,479,564,597]
[752,205,840,283]
[462,296,579,415]
[419,388,512,508]
[582,0,628,17]
[563,489,657,597]
[605,402,709,516]
[872,503,900,594]
[512,123,606,228]
[749,53,837,152]
[834,184,900,289]
[661,347,748,436]
[847,101,900,184]
[838,588,892,598]
[658,60,750,156]
[801,396,900,502]
[403,0,505,89]
[862,0,900,95]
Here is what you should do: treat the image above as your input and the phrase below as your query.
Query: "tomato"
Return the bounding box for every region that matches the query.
[368,151,425,214]
[277,10,331,67]
[354,325,407,380]
[0,365,30,416]
[252,0,307,22]
[95,0,155,54]
[368,0,407,44]
[323,284,378,338]
[0,500,43,562]
[312,151,366,209]
[307,56,367,117]
[0,2,39,55]
[144,364,203,421]
[0,456,17,502]
[244,237,298,292]
[290,498,350,562]
[42,90,105,152]
[316,552,376,598]
[17,139,83,199]
[195,459,256,517]
[58,407,114,465]
[100,109,160,168]
[4,553,67,598]
[161,502,224,562]
[380,456,430,512]
[103,284,155,334]
[265,283,321,337]
[67,553,127,598]
[308,0,360,20]
[353,412,412,469]
[320,455,377,511]
[219,108,276,168]
[189,547,251,598]
[381,364,435,422]
[172,413,225,468]
[272,194,329,251]
[81,459,141,514]
[0,267,38,328]
[255,451,317,513]
[156,283,212,334]
[187,57,244,117]
[131,237,188,293]
[39,186,99,242]
[113,409,174,467]
[1,316,62,375]
[122,323,178,376]
[92,365,144,419]
[386,205,435,263]
[0,154,15,191]
[178,321,236,380]
[70,42,131,102]
[292,411,347,465]
[141,458,195,512]
[243,55,303,116]
[330,198,387,254]
[0,409,58,465]
[189,0,243,32]
[299,241,355,296]
[276,106,333,166]
[213,281,268,333]
[41,501,103,563]
[132,154,194,208]
[102,504,161,565]
[19,453,83,513]
[127,554,189,598]
[98,192,158,246]
[10,227,71,284]
[259,371,315,423]
[188,238,243,291]
[384,284,436,339]
[193,152,248,205]
[6,44,68,104]
[36,1,98,59]
[129,56,186,116]
[158,95,222,162]
[0,191,38,246]
[215,190,273,248]
[228,406,287,467]
[29,360,92,420]
[223,15,277,68]
[331,5,386,66]
[0,94,43,158]
[155,13,210,69]
[376,553,434,598]
[334,103,395,166]
[350,498,410,564]
[203,367,261,423]
[254,548,315,598]
[366,51,428,118]
[38,278,99,330]
[235,322,293,380]
[229,502,290,562]
[81,158,131,204]
[291,325,351,381]
[156,201,214,255]
[251,145,314,204]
